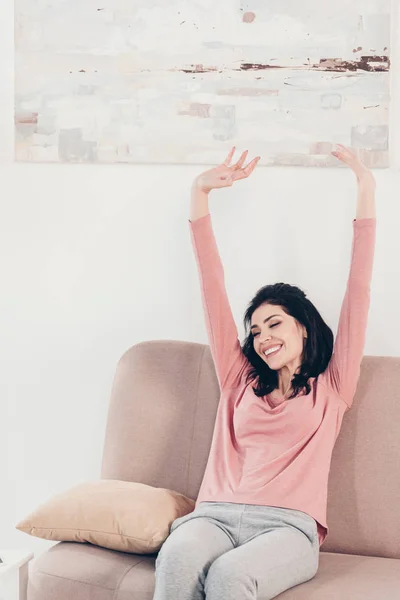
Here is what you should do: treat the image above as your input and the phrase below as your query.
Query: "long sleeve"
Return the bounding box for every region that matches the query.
[190,214,250,390]
[322,218,376,409]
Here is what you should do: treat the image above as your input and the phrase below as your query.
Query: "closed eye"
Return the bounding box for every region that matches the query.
[252,322,280,337]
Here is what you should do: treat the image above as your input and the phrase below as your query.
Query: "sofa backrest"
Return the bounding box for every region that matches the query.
[101,340,219,500]
[101,341,400,559]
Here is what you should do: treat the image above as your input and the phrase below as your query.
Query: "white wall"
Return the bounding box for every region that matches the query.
[1,0,400,555]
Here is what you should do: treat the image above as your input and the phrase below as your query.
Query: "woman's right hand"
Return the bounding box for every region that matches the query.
[193,147,261,194]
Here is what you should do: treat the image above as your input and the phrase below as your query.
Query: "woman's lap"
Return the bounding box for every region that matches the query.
[154,503,319,599]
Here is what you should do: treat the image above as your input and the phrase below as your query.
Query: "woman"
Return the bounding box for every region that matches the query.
[153,145,376,600]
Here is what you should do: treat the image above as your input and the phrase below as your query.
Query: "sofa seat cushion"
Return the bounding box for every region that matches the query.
[28,542,400,600]
[275,552,400,599]
[28,542,156,600]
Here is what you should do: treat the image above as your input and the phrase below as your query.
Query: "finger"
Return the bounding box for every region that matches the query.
[337,144,356,156]
[223,146,236,166]
[332,147,367,173]
[332,144,356,161]
[242,156,261,176]
[232,156,261,181]
[331,150,346,160]
[244,156,261,175]
[232,150,248,170]
[331,146,351,162]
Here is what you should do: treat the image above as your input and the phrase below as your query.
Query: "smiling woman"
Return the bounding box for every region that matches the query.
[152,145,376,600]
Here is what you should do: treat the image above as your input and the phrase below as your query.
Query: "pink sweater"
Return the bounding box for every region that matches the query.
[190,213,376,547]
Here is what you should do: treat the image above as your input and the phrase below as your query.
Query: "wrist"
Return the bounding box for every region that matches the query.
[192,178,210,196]
[357,170,375,186]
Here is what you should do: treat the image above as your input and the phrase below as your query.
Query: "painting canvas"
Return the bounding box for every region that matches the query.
[15,0,391,166]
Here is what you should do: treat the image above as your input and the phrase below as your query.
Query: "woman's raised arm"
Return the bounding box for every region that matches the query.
[189,148,260,389]
[322,145,376,408]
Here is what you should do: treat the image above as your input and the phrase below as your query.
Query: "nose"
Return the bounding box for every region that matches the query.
[260,332,272,343]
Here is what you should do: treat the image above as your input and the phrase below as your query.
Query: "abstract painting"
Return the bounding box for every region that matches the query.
[15,0,391,166]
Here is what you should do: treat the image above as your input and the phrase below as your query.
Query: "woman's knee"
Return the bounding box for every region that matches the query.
[205,554,257,598]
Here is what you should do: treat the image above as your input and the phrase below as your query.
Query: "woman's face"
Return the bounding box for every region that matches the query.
[250,303,307,371]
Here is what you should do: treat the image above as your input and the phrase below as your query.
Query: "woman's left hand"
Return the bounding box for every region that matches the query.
[331,144,375,186]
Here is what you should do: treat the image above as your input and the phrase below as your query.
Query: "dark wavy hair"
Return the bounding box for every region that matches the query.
[241,283,334,399]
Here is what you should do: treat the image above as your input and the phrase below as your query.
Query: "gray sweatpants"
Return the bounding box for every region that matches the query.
[153,501,319,600]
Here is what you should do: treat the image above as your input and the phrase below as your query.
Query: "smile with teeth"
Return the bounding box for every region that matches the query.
[263,344,282,358]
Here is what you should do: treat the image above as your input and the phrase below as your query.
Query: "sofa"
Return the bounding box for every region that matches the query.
[28,340,400,599]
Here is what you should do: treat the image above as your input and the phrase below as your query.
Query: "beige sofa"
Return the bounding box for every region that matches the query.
[28,340,400,600]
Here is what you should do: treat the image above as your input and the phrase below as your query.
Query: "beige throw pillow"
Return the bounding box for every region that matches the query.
[16,480,195,554]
